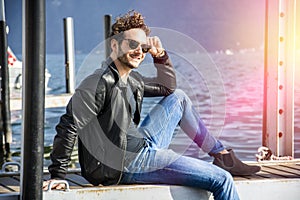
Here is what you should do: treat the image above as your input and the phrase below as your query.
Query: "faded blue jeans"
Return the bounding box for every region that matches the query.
[120,89,240,200]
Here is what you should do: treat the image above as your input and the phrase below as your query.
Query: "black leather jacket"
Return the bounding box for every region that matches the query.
[49,52,176,186]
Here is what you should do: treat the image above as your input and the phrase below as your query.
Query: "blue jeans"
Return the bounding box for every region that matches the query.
[121,89,240,200]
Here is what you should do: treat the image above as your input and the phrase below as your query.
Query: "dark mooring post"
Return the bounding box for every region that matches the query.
[0,0,12,164]
[104,14,111,58]
[21,0,45,199]
[63,17,75,94]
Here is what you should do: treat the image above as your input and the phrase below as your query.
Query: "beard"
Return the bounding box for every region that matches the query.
[117,48,136,70]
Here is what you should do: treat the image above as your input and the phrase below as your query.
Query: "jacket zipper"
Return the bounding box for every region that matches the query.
[116,133,127,185]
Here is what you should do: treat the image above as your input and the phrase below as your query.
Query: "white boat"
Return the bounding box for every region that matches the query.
[7,46,51,89]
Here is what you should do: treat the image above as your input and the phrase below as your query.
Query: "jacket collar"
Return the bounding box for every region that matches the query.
[106,57,118,73]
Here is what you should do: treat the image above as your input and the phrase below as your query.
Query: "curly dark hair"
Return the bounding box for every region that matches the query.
[110,10,150,39]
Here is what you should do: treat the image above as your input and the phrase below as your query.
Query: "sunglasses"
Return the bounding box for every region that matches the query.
[123,38,151,53]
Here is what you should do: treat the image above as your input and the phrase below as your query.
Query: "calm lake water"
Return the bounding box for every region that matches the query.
[10,50,300,167]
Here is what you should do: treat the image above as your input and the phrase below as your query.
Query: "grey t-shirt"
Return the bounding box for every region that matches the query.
[120,79,145,154]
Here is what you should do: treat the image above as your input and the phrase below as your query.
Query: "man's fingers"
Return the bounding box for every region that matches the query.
[55,183,66,190]
[43,180,66,191]
[42,181,49,190]
[148,36,162,47]
[147,36,164,57]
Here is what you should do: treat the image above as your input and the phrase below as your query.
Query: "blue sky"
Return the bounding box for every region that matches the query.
[5,0,265,54]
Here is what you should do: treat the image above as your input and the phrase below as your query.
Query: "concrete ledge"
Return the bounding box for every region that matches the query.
[10,93,72,111]
[43,185,212,200]
[235,178,300,200]
[42,178,300,200]
[4,179,300,200]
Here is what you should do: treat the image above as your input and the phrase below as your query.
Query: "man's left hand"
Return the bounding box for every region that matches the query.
[147,36,165,57]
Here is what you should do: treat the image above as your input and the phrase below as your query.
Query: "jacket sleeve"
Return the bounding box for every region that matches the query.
[143,51,177,97]
[48,75,106,179]
[48,101,78,180]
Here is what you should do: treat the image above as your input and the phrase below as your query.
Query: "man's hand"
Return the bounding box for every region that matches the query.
[147,36,165,57]
[43,179,67,191]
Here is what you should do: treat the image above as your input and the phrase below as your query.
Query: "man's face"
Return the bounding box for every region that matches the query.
[117,28,148,69]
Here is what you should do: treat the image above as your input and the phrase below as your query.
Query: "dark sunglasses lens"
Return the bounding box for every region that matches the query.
[128,40,139,49]
[141,45,151,53]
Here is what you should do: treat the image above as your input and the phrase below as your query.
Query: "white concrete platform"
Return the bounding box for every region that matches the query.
[10,93,72,111]
[43,185,212,200]
[235,178,300,200]
[42,178,300,200]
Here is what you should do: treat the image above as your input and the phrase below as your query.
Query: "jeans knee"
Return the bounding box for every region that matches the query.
[224,170,234,183]
[172,89,189,102]
[217,170,236,192]
[205,170,234,200]
[210,167,234,188]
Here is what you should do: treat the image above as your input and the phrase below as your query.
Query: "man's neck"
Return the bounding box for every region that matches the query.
[112,57,131,83]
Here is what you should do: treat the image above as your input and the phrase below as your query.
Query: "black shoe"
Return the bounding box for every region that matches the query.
[213,149,261,176]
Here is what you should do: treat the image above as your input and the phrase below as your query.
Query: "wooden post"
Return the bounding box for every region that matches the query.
[104,15,111,58]
[21,0,45,199]
[263,0,296,157]
[63,17,76,94]
[0,0,12,162]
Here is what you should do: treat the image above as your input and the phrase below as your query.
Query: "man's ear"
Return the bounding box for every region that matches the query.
[110,39,118,52]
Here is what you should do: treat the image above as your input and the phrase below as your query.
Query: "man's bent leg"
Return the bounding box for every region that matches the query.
[138,90,184,149]
[139,89,224,154]
[170,90,225,154]
[138,89,260,176]
[139,90,224,154]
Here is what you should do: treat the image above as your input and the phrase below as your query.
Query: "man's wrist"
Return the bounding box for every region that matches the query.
[153,49,165,58]
[153,50,168,64]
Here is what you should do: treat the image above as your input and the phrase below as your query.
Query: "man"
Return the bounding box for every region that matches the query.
[43,11,260,199]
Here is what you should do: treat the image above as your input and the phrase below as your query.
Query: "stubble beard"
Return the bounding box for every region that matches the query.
[117,49,136,70]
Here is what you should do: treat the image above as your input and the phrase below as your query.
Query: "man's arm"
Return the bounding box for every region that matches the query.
[48,101,77,180]
[45,74,106,189]
[143,36,177,97]
[43,100,77,191]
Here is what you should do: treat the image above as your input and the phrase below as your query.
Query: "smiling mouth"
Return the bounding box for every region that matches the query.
[129,53,142,60]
